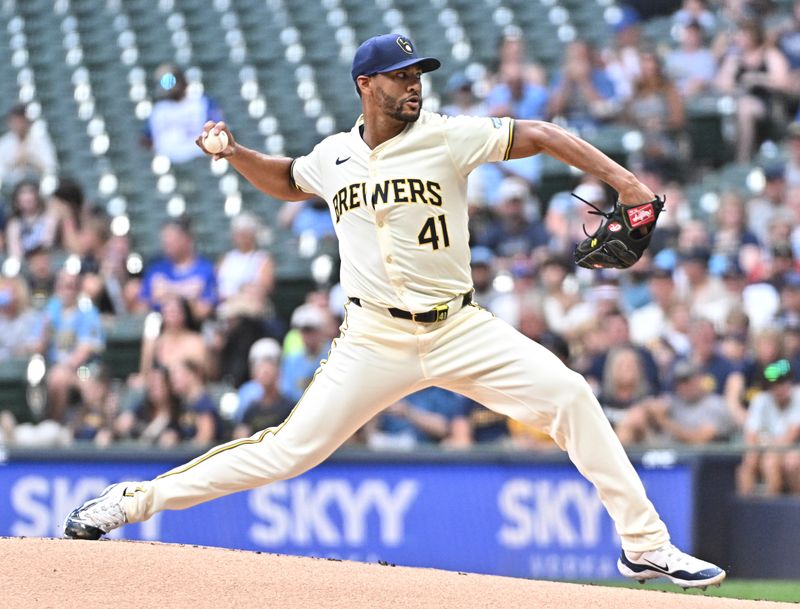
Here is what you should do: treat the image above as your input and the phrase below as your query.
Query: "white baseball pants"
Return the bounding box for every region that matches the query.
[122,302,670,552]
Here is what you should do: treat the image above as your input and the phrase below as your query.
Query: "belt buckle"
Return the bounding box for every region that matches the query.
[433,304,449,322]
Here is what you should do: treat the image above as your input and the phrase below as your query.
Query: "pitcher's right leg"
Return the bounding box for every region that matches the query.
[65,304,424,537]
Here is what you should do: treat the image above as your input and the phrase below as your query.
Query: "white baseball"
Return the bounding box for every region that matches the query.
[203,130,229,154]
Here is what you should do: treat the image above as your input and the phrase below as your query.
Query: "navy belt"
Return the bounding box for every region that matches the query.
[349,292,473,323]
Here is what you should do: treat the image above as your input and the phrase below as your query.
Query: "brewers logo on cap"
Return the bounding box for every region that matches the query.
[396,36,414,54]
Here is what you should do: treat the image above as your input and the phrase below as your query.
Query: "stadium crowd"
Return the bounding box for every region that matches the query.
[1,0,800,497]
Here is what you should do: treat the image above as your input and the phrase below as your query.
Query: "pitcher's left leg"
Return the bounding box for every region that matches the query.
[429,305,668,552]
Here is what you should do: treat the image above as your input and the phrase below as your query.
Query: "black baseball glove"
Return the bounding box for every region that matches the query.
[573,194,665,269]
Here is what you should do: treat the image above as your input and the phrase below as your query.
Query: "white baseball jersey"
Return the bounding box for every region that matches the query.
[290,110,514,312]
[105,109,672,559]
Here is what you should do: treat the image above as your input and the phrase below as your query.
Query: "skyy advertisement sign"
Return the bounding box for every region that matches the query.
[0,458,692,579]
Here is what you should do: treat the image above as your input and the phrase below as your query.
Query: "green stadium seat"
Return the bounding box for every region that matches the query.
[0,358,32,424]
[103,314,146,380]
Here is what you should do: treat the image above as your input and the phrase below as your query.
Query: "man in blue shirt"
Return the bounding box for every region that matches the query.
[367,386,470,448]
[234,337,293,437]
[45,270,105,422]
[140,216,218,320]
[279,304,331,402]
[548,41,618,132]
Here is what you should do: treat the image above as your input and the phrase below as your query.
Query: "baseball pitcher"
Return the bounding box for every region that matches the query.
[65,34,724,589]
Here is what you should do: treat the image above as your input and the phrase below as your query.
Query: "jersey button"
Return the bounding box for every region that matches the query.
[377,221,384,227]
[385,255,393,263]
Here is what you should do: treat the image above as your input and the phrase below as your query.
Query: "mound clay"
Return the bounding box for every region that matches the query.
[0,537,791,609]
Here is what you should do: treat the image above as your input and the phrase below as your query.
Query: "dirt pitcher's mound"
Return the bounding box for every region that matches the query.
[0,537,790,609]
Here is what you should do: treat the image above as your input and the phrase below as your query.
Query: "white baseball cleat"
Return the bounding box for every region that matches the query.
[63,482,131,540]
[617,543,726,589]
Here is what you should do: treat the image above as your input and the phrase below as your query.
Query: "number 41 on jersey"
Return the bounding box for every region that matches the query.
[418,214,450,250]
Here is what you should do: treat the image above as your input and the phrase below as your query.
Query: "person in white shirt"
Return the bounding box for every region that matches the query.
[143,65,222,164]
[0,104,57,187]
[216,212,273,301]
[738,359,800,495]
[665,21,718,96]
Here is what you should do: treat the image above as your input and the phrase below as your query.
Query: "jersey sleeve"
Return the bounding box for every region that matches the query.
[442,114,515,175]
[290,143,325,197]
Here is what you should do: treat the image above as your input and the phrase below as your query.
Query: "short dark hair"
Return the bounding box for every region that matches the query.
[7,103,27,118]
[162,215,192,235]
[52,178,85,211]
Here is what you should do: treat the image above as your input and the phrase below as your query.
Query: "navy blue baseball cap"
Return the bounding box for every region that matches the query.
[351,34,440,82]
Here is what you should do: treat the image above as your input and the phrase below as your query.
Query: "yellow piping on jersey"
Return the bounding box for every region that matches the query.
[155,305,352,481]
[503,119,515,161]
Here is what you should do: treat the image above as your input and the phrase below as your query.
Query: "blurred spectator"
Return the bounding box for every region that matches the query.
[5,180,57,259]
[0,104,57,187]
[673,0,717,36]
[647,360,735,444]
[630,266,679,347]
[23,246,55,309]
[490,261,540,328]
[76,211,119,314]
[476,177,547,257]
[727,327,785,425]
[747,165,787,245]
[233,338,293,439]
[169,359,220,444]
[116,365,181,447]
[466,178,495,247]
[82,229,143,316]
[775,270,800,327]
[785,122,800,188]
[143,64,222,163]
[278,197,336,241]
[585,310,662,394]
[365,387,469,449]
[548,41,618,131]
[775,0,800,97]
[74,210,110,275]
[44,270,105,422]
[440,72,487,117]
[279,304,331,402]
[469,246,500,308]
[620,255,654,311]
[539,255,584,338]
[598,346,658,444]
[716,20,790,162]
[737,359,800,495]
[517,302,570,364]
[211,282,284,387]
[623,50,686,175]
[678,317,739,398]
[472,65,546,205]
[676,247,736,327]
[217,212,274,302]
[47,178,86,254]
[111,235,147,315]
[666,21,718,96]
[712,191,761,261]
[139,216,217,320]
[486,62,549,120]
[462,400,510,444]
[0,274,44,360]
[70,363,118,447]
[492,29,547,87]
[604,5,643,102]
[139,294,206,379]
